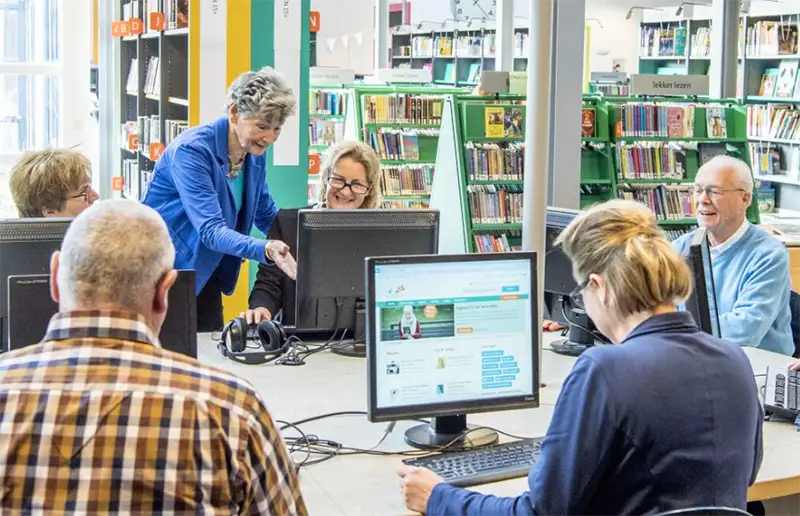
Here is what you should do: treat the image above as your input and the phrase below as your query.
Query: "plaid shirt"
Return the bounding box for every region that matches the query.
[0,310,307,515]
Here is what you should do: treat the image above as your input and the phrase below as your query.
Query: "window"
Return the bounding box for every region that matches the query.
[0,0,88,219]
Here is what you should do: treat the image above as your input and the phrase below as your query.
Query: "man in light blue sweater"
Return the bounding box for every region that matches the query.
[673,155,794,356]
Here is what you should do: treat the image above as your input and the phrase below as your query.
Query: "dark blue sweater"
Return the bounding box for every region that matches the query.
[426,312,764,516]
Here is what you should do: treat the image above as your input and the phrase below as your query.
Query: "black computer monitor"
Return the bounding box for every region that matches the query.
[295,209,439,357]
[0,218,72,351]
[543,207,605,357]
[685,228,721,337]
[366,252,539,450]
[6,270,198,357]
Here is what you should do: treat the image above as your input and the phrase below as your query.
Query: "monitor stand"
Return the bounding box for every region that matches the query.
[549,309,600,357]
[404,414,498,450]
[331,300,367,358]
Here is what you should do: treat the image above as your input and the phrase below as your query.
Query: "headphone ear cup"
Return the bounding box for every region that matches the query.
[256,320,284,352]
[229,317,248,353]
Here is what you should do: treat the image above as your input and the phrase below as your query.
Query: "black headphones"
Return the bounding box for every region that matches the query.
[217,317,293,365]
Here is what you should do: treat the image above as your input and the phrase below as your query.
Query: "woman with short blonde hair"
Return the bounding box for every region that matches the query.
[398,199,764,516]
[9,148,98,218]
[242,140,384,325]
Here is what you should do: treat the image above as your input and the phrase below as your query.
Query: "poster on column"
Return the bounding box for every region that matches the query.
[199,0,227,125]
[273,0,302,166]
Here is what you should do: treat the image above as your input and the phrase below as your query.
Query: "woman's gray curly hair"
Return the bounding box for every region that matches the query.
[225,66,297,127]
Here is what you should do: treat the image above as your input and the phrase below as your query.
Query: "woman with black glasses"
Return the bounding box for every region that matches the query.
[240,140,383,325]
[398,199,764,516]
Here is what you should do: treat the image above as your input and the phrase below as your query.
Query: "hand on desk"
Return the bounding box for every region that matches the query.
[788,358,800,371]
[239,307,272,325]
[266,240,297,280]
[398,465,443,514]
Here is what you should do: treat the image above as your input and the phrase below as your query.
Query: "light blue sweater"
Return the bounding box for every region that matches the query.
[673,224,793,356]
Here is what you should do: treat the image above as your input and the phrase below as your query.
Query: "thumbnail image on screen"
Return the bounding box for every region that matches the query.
[372,258,535,410]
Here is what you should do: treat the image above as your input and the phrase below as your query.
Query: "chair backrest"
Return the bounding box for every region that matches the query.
[654,507,751,516]
[790,290,800,358]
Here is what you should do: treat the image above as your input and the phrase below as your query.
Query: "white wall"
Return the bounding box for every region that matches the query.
[586,1,643,73]
[312,0,375,75]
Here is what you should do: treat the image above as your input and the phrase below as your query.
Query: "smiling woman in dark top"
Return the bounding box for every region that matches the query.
[240,140,383,325]
[398,199,764,516]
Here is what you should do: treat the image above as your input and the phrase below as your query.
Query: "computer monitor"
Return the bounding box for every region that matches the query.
[685,228,721,337]
[295,209,439,357]
[543,207,605,356]
[0,217,72,351]
[366,252,539,450]
[6,270,198,357]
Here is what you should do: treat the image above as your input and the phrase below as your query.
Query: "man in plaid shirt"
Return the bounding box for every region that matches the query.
[0,199,307,515]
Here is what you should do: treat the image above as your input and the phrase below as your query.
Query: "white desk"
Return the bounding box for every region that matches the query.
[197,334,800,515]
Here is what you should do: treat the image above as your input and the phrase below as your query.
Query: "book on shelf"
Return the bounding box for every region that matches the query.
[381,164,434,196]
[618,184,696,221]
[467,184,523,224]
[582,108,596,138]
[758,188,777,213]
[690,27,711,57]
[309,119,345,147]
[125,58,138,93]
[366,128,435,161]
[383,199,430,209]
[165,119,188,144]
[744,21,800,57]
[640,26,687,57]
[143,57,160,96]
[310,90,347,115]
[705,107,728,139]
[612,102,697,138]
[474,232,521,253]
[747,104,800,140]
[663,227,697,241]
[483,106,523,139]
[362,94,444,124]
[465,142,525,181]
[411,36,433,58]
[614,142,689,180]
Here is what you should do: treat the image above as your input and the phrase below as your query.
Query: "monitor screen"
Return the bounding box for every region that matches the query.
[6,270,198,358]
[685,228,721,338]
[366,252,539,422]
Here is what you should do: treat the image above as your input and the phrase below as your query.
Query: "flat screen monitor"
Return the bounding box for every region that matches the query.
[295,209,439,356]
[366,252,539,450]
[6,270,198,358]
[685,228,721,338]
[0,218,72,351]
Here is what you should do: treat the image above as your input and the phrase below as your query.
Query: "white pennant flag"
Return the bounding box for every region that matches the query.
[353,32,363,45]
[326,38,336,52]
[341,34,350,49]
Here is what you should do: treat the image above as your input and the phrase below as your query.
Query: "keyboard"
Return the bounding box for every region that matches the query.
[402,438,543,487]
[764,366,800,419]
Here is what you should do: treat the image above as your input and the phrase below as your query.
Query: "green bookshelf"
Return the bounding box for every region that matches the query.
[345,84,468,209]
[431,95,619,254]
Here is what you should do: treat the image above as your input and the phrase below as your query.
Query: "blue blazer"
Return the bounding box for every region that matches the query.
[142,116,278,295]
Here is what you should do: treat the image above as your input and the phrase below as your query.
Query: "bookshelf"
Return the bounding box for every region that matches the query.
[308,85,350,202]
[389,26,529,87]
[118,0,189,201]
[638,19,713,77]
[346,85,467,209]
[605,96,760,238]
[431,95,619,254]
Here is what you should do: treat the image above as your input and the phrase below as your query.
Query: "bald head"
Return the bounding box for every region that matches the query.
[52,199,177,330]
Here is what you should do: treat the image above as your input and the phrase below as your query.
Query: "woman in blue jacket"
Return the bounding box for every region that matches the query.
[398,200,764,515]
[142,67,297,331]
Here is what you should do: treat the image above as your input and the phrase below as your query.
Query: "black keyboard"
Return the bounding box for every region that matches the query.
[402,438,543,487]
[773,369,799,412]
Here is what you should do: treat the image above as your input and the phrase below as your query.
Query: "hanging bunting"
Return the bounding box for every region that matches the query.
[341,34,350,49]
[353,32,363,46]
[326,38,336,53]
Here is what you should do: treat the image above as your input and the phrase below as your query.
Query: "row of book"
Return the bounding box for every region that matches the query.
[383,199,430,209]
[612,103,728,140]
[618,185,696,221]
[744,21,798,57]
[474,232,520,253]
[614,142,689,180]
[589,83,630,96]
[381,164,434,196]
[750,142,800,182]
[365,128,435,161]
[747,103,800,141]
[362,94,445,125]
[310,119,345,147]
[757,61,800,98]
[464,141,525,182]
[468,185,523,225]
[310,90,346,116]
[125,57,161,97]
[640,26,688,58]
[483,106,524,139]
[121,158,140,201]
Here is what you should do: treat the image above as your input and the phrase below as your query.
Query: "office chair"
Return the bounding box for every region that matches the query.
[653,508,751,516]
[790,290,800,358]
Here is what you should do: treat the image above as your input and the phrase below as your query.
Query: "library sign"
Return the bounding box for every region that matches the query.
[630,74,710,96]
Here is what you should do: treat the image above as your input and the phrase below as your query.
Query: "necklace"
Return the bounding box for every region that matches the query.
[228,153,245,178]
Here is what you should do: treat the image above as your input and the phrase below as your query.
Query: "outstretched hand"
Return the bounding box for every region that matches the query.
[398,465,443,514]
[266,240,297,280]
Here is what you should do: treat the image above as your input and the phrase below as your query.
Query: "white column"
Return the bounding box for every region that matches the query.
[548,0,584,209]
[523,0,553,380]
[710,0,739,98]
[97,0,121,200]
[374,0,390,69]
[495,0,514,71]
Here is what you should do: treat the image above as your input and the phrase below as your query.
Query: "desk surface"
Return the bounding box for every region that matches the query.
[196,333,800,515]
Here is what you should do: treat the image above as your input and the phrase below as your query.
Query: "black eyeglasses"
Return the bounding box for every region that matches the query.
[327,175,371,195]
[690,184,745,199]
[569,277,590,310]
[68,179,93,204]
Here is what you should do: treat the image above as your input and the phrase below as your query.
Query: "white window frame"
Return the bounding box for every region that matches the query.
[0,0,91,171]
